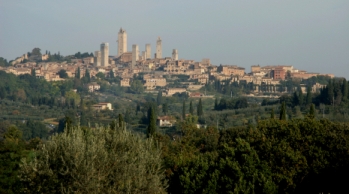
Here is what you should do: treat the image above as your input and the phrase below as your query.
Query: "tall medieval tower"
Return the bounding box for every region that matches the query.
[156,37,162,59]
[100,42,109,67]
[117,28,127,57]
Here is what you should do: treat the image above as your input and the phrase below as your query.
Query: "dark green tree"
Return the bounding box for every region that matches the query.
[306,87,312,105]
[214,98,218,110]
[271,108,275,119]
[84,69,91,82]
[342,79,348,101]
[58,69,68,78]
[162,103,168,115]
[31,68,36,77]
[136,104,141,115]
[182,100,186,120]
[279,101,286,120]
[299,89,304,106]
[157,91,162,106]
[0,126,26,194]
[118,114,124,128]
[147,107,156,138]
[75,67,81,79]
[109,70,114,78]
[189,100,194,115]
[197,98,203,116]
[308,103,316,118]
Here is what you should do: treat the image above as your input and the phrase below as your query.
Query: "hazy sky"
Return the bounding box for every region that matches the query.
[1,0,348,78]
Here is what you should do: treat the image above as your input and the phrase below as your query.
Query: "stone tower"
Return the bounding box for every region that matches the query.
[145,44,151,59]
[156,37,162,59]
[132,44,139,69]
[172,49,178,60]
[117,28,127,57]
[94,51,101,66]
[100,42,109,67]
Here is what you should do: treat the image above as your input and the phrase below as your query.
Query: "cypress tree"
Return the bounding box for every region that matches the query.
[189,100,194,115]
[214,98,218,110]
[327,79,334,104]
[279,102,286,120]
[197,98,203,116]
[157,91,162,106]
[109,70,114,78]
[147,107,156,138]
[306,87,312,105]
[118,114,124,128]
[84,69,91,82]
[162,103,168,115]
[271,108,275,119]
[293,91,299,106]
[182,101,186,120]
[299,89,304,106]
[76,67,81,79]
[342,79,348,101]
[309,103,316,118]
[136,104,140,115]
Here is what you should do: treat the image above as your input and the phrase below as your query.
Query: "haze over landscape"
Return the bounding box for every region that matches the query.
[1,0,348,78]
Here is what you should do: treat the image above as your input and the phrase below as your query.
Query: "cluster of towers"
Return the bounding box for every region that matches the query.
[93,28,177,68]
[94,43,109,67]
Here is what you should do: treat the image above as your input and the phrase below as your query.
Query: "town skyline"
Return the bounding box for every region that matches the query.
[1,1,348,78]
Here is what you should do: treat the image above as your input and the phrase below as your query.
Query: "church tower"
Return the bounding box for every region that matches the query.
[117,28,127,57]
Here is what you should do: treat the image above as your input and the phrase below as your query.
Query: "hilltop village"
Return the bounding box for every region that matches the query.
[2,28,334,97]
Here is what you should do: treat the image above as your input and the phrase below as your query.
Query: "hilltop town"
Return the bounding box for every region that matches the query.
[1,28,335,97]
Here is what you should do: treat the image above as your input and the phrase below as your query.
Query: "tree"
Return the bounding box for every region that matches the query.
[130,80,144,94]
[31,48,41,56]
[279,101,286,120]
[163,103,168,115]
[0,126,26,194]
[118,114,124,129]
[96,72,105,79]
[182,100,186,120]
[306,87,312,105]
[271,108,275,119]
[197,98,203,116]
[136,104,141,115]
[189,100,194,115]
[157,91,162,106]
[308,103,316,118]
[58,69,68,78]
[147,107,156,138]
[109,70,114,78]
[299,89,304,106]
[342,79,348,101]
[84,69,91,82]
[75,67,81,79]
[19,126,167,193]
[31,68,36,77]
[214,98,218,110]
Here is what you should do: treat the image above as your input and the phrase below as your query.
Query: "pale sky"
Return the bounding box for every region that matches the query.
[1,0,348,78]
